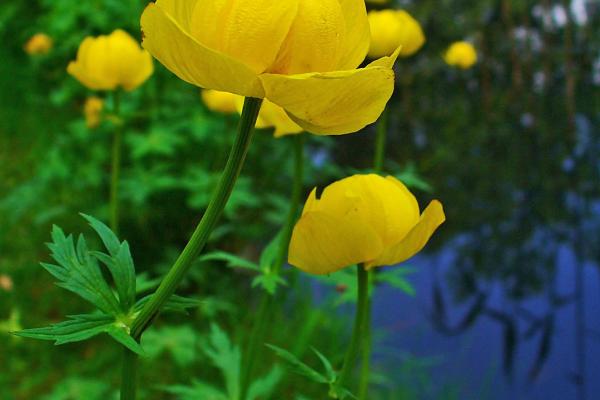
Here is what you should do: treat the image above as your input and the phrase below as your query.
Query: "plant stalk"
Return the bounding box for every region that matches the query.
[337,264,369,394]
[240,133,305,399]
[119,97,263,400]
[110,90,123,233]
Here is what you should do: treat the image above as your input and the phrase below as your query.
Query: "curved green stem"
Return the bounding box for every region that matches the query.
[110,91,123,233]
[119,97,263,400]
[240,134,305,399]
[337,265,369,394]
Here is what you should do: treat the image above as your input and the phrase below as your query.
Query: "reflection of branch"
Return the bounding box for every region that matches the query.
[527,315,553,382]
[429,283,487,336]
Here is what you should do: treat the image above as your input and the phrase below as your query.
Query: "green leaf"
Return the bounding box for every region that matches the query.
[143,325,198,367]
[251,274,287,296]
[266,344,329,384]
[16,312,144,355]
[43,226,120,315]
[311,347,336,383]
[258,230,283,272]
[203,324,241,400]
[247,366,284,400]
[375,268,416,297]
[200,251,261,272]
[162,381,228,400]
[83,214,136,310]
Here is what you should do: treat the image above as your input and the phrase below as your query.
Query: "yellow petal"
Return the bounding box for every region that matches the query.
[260,65,395,135]
[188,0,299,74]
[288,211,384,275]
[270,0,345,75]
[202,90,240,114]
[366,200,446,269]
[106,30,154,91]
[141,2,264,97]
[336,0,370,69]
[367,10,425,59]
[258,100,303,137]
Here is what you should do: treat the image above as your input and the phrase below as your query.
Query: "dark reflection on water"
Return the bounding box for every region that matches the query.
[371,113,600,399]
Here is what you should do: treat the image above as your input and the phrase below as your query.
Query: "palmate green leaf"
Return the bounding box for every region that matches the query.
[162,381,228,400]
[247,366,284,400]
[203,324,241,400]
[375,268,416,297]
[83,213,136,310]
[43,226,121,315]
[265,344,329,384]
[200,251,261,272]
[14,313,144,355]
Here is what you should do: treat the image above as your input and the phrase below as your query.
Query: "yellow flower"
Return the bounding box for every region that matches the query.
[84,97,104,128]
[202,90,238,114]
[24,33,53,55]
[444,41,477,69]
[68,30,154,91]
[288,174,445,275]
[140,0,399,135]
[368,10,425,58]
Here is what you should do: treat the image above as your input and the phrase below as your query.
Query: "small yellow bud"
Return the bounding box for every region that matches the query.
[444,41,478,69]
[84,97,104,129]
[24,33,53,55]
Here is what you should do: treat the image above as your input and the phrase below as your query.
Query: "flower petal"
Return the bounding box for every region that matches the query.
[188,0,299,74]
[337,0,370,69]
[288,211,384,275]
[366,200,446,269]
[141,2,264,97]
[260,65,395,135]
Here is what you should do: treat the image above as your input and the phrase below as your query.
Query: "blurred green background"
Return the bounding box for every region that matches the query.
[1,0,599,399]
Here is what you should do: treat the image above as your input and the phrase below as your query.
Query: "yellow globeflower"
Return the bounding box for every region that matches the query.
[368,10,425,58]
[24,33,53,55]
[253,100,303,138]
[68,30,154,91]
[202,90,238,114]
[84,97,104,128]
[141,0,399,135]
[444,41,477,69]
[289,174,445,275]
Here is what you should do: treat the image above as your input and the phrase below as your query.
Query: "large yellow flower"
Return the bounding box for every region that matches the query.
[444,41,478,69]
[368,10,425,58]
[288,174,445,275]
[68,30,154,91]
[141,0,399,135]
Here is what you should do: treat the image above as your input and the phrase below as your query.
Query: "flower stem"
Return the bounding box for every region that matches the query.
[110,90,123,233]
[240,133,305,399]
[119,97,263,400]
[337,264,369,394]
[120,347,138,400]
[358,109,389,398]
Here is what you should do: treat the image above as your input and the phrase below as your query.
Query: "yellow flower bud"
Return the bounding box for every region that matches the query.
[368,10,425,58]
[201,90,238,114]
[24,33,53,55]
[67,30,154,91]
[444,41,478,69]
[0,274,13,292]
[289,174,445,275]
[140,0,400,135]
[84,97,104,129]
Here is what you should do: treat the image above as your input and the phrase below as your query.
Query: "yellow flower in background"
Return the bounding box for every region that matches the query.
[365,0,389,5]
[141,0,399,135]
[202,90,302,137]
[201,90,238,114]
[367,10,425,58]
[24,33,53,55]
[68,30,154,91]
[84,97,104,128]
[289,174,445,275]
[444,41,477,69]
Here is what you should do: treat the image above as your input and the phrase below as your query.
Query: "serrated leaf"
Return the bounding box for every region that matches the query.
[251,274,288,296]
[200,251,260,272]
[84,214,136,310]
[247,365,284,400]
[162,381,228,400]
[311,347,336,383]
[266,344,329,384]
[203,324,241,400]
[106,324,145,356]
[43,226,120,315]
[15,313,113,345]
[375,268,416,297]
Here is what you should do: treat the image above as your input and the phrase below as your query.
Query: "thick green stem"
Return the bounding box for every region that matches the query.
[110,91,123,233]
[373,108,388,174]
[119,97,262,400]
[337,265,369,394]
[120,348,138,400]
[240,134,305,399]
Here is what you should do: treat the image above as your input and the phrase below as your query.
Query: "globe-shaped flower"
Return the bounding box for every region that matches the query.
[68,30,154,91]
[368,10,425,58]
[141,0,400,135]
[289,174,445,275]
[444,41,477,69]
[24,33,53,55]
[202,90,303,137]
